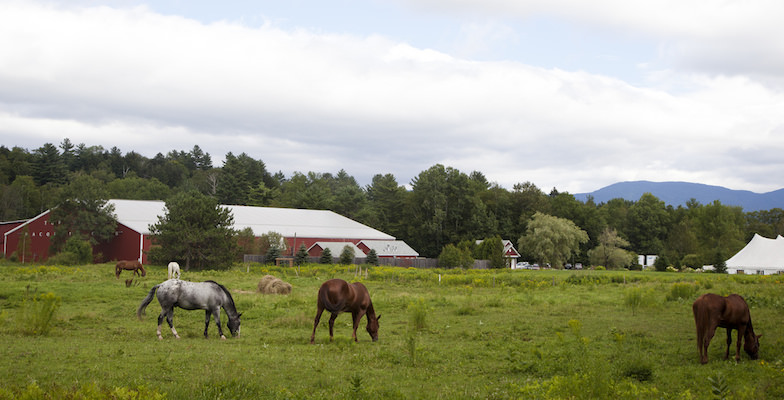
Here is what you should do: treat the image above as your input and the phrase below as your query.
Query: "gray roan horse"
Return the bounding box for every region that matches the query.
[137,279,242,340]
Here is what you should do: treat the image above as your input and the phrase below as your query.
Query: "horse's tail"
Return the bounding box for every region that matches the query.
[136,284,160,320]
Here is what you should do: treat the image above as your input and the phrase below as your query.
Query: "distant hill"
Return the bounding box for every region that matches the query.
[573,181,784,212]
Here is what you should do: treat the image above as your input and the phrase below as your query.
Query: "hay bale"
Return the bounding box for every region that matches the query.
[268,279,292,294]
[258,275,292,295]
[258,275,277,292]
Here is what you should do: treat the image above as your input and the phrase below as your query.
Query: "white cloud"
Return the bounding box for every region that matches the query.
[405,0,784,87]
[0,1,783,194]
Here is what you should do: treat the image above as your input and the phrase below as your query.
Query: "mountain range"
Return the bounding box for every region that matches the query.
[573,181,784,212]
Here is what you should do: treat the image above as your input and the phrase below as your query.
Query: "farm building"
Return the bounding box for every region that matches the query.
[356,240,419,259]
[1,215,52,263]
[307,242,365,258]
[2,199,413,264]
[502,239,521,268]
[475,239,521,268]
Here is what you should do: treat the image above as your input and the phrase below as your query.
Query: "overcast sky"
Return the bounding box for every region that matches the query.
[2,0,783,194]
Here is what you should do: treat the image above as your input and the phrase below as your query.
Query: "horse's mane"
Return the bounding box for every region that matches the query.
[205,280,237,312]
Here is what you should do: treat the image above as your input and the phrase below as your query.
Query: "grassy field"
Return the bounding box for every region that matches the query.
[1,262,784,399]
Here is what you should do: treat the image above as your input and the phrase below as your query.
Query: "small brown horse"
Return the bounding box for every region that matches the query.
[115,260,146,278]
[310,279,380,344]
[692,293,761,364]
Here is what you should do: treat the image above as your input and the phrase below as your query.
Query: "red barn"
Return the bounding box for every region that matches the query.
[3,199,416,265]
[1,213,54,262]
[306,242,364,258]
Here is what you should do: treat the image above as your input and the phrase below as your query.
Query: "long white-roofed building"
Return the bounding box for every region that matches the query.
[4,199,407,264]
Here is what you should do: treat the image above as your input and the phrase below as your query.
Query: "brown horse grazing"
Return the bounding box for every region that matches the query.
[115,260,146,278]
[310,279,380,344]
[692,293,761,364]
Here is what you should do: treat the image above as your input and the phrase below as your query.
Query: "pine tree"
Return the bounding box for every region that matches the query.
[148,191,238,270]
[366,249,379,266]
[319,248,333,264]
[295,244,309,266]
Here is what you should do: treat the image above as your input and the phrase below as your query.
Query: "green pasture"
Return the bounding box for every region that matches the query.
[1,262,784,399]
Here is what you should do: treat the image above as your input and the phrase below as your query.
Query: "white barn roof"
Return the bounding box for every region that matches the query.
[308,242,364,256]
[358,240,419,257]
[726,233,784,274]
[108,199,395,240]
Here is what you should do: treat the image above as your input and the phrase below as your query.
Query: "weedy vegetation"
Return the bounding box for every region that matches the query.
[1,261,784,399]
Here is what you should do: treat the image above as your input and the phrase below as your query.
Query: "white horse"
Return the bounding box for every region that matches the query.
[167,262,181,280]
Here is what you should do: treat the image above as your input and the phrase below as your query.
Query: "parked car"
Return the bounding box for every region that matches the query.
[514,261,530,269]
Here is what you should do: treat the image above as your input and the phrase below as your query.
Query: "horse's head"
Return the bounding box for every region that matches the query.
[744,332,761,359]
[140,266,147,277]
[366,314,381,342]
[228,313,242,338]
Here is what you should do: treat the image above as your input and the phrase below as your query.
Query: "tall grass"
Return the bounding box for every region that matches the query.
[19,286,61,336]
[1,263,783,399]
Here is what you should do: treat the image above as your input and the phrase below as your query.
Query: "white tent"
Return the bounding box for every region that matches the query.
[725,234,784,275]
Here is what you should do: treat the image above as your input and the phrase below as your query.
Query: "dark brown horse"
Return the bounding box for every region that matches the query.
[115,260,146,278]
[692,293,761,364]
[310,279,380,344]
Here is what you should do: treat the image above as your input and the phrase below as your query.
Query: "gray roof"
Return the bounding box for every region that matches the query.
[308,242,364,256]
[109,199,395,240]
[358,240,419,257]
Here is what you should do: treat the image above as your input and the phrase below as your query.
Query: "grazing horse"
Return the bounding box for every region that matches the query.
[115,260,146,278]
[310,279,380,344]
[167,261,181,280]
[692,293,761,364]
[137,279,242,340]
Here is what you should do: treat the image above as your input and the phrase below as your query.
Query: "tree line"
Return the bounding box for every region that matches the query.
[2,140,783,269]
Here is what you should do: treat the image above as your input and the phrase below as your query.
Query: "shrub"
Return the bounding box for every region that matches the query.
[63,235,93,264]
[46,251,79,266]
[438,244,473,269]
[666,282,697,301]
[621,358,654,382]
[654,255,669,272]
[681,254,702,269]
[339,245,355,265]
[20,287,61,336]
[624,287,643,315]
[408,298,429,332]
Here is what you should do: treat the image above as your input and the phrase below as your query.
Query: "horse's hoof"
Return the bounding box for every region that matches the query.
[157,336,163,340]
[220,335,227,340]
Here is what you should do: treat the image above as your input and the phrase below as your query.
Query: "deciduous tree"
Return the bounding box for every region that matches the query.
[519,212,588,269]
[588,228,635,269]
[49,174,116,253]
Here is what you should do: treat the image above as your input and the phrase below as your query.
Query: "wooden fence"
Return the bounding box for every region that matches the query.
[243,255,489,269]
